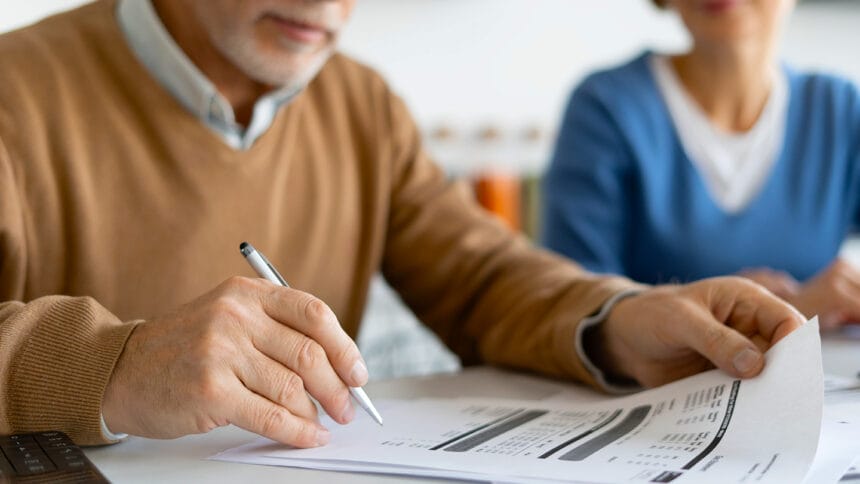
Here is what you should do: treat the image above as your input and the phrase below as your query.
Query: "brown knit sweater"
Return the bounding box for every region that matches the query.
[0,0,638,445]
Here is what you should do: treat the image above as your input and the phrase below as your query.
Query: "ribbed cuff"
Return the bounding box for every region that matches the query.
[545,276,647,388]
[5,296,139,445]
[100,414,128,443]
[574,289,643,394]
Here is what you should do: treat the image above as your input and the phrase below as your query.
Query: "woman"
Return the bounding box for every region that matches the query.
[543,0,860,328]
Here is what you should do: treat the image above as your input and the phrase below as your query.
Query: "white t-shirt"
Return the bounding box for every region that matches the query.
[648,54,789,214]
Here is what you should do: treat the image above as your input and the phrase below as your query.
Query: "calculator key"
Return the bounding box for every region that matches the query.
[7,435,34,443]
[5,436,35,449]
[50,450,84,462]
[38,440,71,451]
[26,464,48,474]
[1,442,40,453]
[46,446,81,457]
[13,450,44,461]
[35,434,68,446]
[55,455,89,471]
[11,455,55,475]
[2,431,109,483]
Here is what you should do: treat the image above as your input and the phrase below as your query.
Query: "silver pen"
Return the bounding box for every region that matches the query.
[239,241,384,426]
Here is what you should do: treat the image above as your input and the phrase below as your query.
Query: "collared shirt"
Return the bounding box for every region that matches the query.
[116,0,298,150]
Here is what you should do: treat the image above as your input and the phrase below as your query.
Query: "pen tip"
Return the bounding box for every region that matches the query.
[239,241,249,251]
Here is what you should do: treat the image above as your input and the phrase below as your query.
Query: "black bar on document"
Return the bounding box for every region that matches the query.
[538,409,623,459]
[559,405,652,461]
[651,470,683,482]
[443,410,549,452]
[429,409,524,451]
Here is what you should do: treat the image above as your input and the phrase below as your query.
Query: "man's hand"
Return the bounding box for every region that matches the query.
[101,276,368,448]
[587,277,805,388]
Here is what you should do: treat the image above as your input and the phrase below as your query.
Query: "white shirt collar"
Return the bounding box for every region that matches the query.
[116,0,298,150]
[649,53,789,213]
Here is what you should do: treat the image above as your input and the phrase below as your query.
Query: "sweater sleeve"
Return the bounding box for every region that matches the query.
[541,80,634,275]
[0,137,138,446]
[378,91,644,386]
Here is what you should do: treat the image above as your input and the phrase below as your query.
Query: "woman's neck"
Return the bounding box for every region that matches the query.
[671,41,777,133]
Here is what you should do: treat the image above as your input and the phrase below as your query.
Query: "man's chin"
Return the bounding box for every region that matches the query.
[232,49,334,90]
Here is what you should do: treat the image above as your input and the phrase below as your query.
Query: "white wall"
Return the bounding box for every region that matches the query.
[0,1,88,32]
[3,1,859,129]
[343,1,860,128]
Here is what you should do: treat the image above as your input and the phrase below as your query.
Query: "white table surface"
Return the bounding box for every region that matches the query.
[84,329,860,483]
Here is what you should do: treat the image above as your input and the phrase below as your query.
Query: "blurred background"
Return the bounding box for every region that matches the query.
[3,0,860,379]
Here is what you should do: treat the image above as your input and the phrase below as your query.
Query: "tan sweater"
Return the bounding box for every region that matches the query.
[0,0,638,445]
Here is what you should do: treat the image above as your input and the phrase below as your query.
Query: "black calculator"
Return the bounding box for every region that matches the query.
[0,431,108,483]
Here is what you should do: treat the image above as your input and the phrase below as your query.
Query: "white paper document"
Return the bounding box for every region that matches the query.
[840,457,860,482]
[803,374,860,483]
[212,320,824,483]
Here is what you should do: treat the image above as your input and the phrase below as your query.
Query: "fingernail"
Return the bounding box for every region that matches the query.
[315,428,330,446]
[733,348,761,374]
[341,399,355,423]
[350,360,369,386]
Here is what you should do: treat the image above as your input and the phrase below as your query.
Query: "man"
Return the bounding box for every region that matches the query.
[0,0,802,448]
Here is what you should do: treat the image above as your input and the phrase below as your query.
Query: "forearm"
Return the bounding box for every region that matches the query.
[0,297,139,445]
[382,175,643,385]
[471,251,644,385]
[378,85,645,386]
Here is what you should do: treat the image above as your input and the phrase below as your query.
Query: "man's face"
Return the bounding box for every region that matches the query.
[189,0,356,89]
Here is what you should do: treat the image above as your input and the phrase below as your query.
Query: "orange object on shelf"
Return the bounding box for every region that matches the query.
[473,173,522,232]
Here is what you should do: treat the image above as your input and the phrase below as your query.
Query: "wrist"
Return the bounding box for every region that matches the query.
[101,322,144,436]
[577,289,643,389]
[583,302,636,383]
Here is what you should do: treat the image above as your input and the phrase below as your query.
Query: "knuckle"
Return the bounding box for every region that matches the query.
[735,276,761,290]
[192,414,221,433]
[223,275,256,292]
[296,336,327,370]
[209,295,246,323]
[333,344,358,369]
[259,406,291,437]
[195,371,226,404]
[292,421,318,447]
[303,296,333,324]
[834,283,853,301]
[278,372,305,403]
[703,325,729,353]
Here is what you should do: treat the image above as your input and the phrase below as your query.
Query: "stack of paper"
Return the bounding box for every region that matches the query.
[211,320,860,483]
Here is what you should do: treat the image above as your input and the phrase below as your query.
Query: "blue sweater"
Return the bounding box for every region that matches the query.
[542,52,860,284]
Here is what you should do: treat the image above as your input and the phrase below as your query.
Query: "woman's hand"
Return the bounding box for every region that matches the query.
[785,260,860,330]
[741,260,860,330]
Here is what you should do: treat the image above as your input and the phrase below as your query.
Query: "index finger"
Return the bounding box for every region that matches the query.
[258,284,368,387]
[710,277,804,345]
